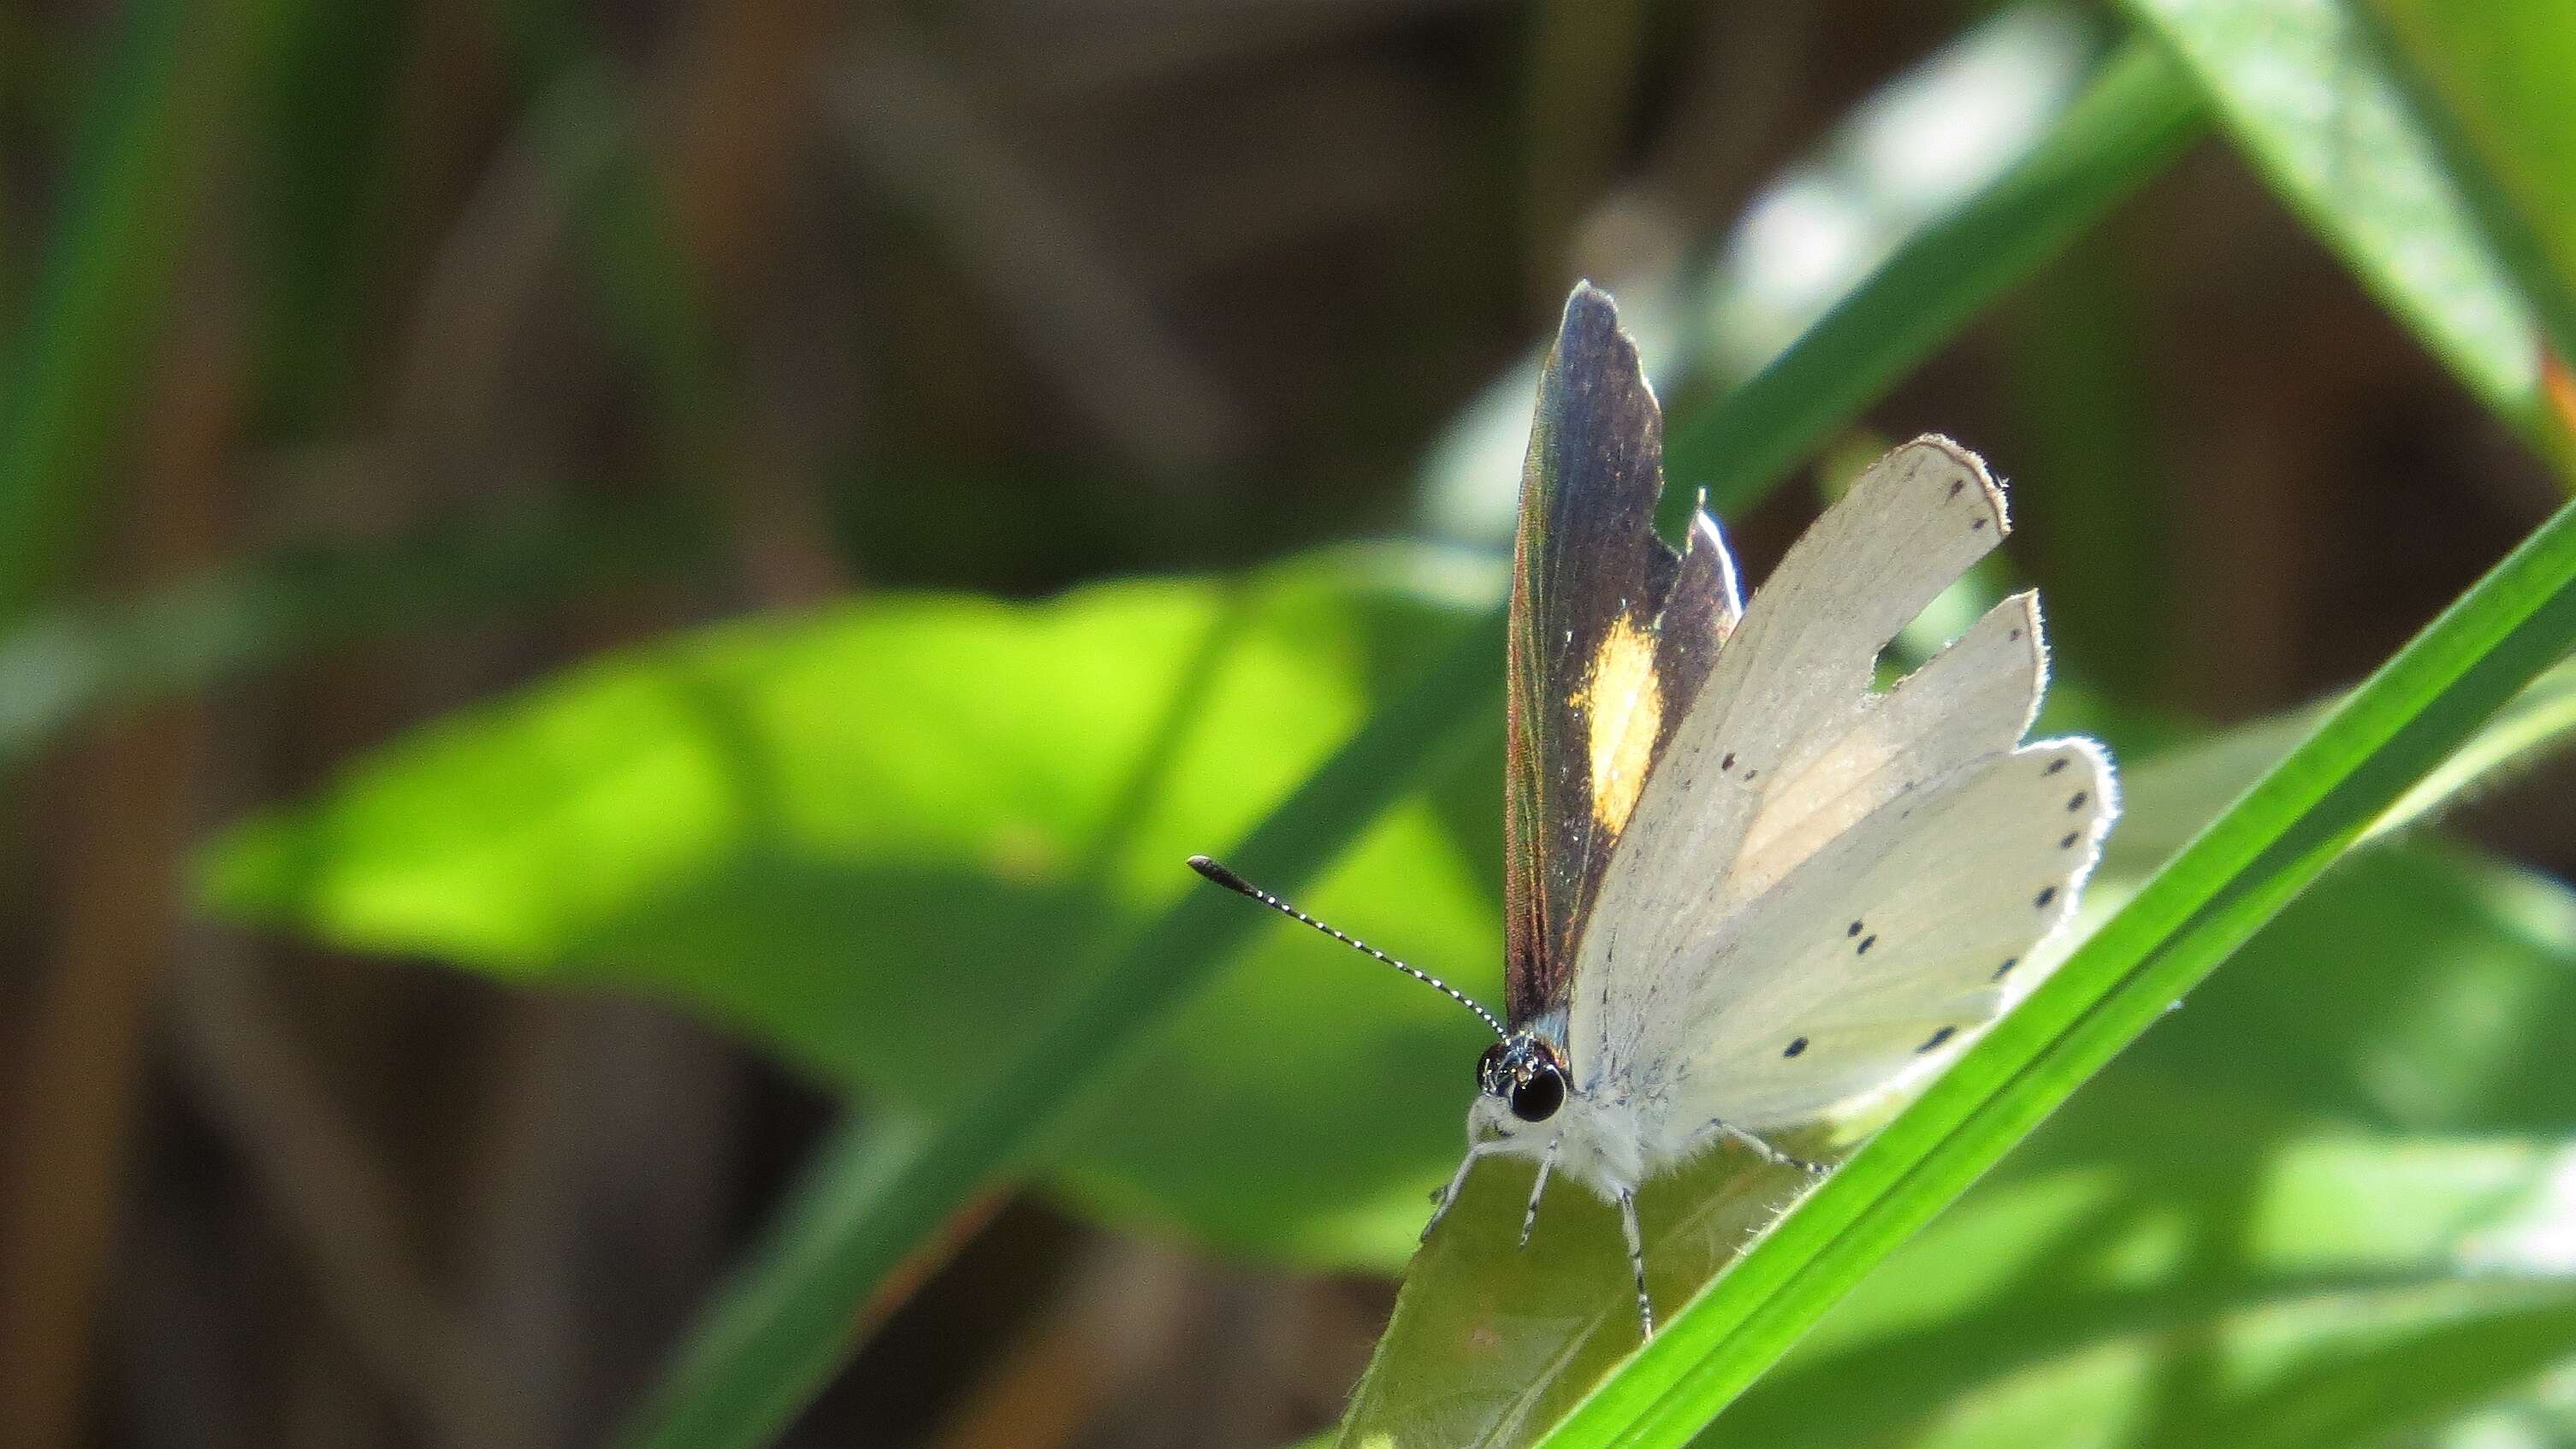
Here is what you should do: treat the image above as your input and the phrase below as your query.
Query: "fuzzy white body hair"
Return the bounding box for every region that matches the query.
[1465,1083,1650,1203]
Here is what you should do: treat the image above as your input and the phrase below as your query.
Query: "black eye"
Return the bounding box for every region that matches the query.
[1508,1062,1566,1122]
[1478,1042,1507,1087]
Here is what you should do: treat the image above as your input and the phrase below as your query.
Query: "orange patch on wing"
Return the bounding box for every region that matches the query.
[1572,612,1661,835]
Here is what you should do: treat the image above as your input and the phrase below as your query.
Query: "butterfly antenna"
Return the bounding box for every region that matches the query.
[1187,855,1507,1040]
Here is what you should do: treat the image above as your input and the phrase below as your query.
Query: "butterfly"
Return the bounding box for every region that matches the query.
[1192,281,2115,1339]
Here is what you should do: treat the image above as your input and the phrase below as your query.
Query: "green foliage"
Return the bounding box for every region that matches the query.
[2121,0,2561,450]
[209,547,1508,1265]
[0,0,240,620]
[1334,713,2576,1448]
[0,500,695,772]
[185,2,2576,1447]
[2372,0,2576,372]
[1529,457,2576,1449]
[1663,37,2202,516]
[1720,1129,2576,1449]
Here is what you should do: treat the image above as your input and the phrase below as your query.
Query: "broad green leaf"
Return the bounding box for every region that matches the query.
[2370,0,2576,376]
[2119,0,2569,460]
[206,547,1507,1268]
[620,596,1511,1449]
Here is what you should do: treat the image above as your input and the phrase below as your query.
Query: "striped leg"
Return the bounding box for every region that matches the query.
[1423,1141,1501,1243]
[1617,1186,1654,1340]
[1517,1137,1560,1248]
[1702,1117,1830,1175]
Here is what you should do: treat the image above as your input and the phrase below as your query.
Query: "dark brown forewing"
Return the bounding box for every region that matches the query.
[1503,284,1738,1027]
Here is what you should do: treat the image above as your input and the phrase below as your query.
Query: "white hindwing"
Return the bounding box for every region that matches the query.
[1644,738,2113,1138]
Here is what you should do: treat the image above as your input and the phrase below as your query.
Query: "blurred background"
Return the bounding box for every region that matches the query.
[4,2,2576,1447]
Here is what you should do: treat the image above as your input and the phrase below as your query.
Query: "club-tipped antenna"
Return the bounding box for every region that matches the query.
[1187,855,1507,1040]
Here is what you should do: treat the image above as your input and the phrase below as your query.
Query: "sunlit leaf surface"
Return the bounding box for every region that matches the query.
[207,548,1511,1269]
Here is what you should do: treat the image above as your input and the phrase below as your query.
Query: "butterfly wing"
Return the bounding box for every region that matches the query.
[1503,285,1739,1027]
[1571,437,2114,1119]
[1645,736,2113,1135]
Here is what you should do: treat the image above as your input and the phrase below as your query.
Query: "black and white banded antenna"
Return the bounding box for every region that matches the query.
[1187,855,1507,1041]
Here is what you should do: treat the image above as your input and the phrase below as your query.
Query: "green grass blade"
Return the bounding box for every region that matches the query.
[530,62,724,449]
[2382,653,2576,838]
[2106,653,2576,869]
[0,499,695,772]
[0,0,222,620]
[1531,493,2576,1448]
[618,1111,939,1446]
[1664,38,2202,508]
[1418,9,2200,544]
[2119,0,2568,458]
[2369,0,2576,398]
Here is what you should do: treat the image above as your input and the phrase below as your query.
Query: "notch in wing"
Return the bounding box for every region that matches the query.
[1658,737,2116,1134]
[1573,436,2064,1087]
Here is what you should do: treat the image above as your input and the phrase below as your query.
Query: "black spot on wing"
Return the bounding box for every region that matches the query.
[1918,1026,1957,1053]
[1784,1036,1809,1058]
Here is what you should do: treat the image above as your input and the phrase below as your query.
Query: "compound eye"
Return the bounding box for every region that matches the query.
[1508,1062,1566,1122]
[1478,1041,1507,1088]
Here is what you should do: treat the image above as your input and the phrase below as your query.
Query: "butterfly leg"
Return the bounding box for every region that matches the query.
[1517,1137,1560,1249]
[1617,1186,1654,1340]
[1423,1142,1501,1243]
[1703,1117,1829,1175]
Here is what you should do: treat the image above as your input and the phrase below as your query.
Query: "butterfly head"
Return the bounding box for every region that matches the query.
[1479,1032,1571,1123]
